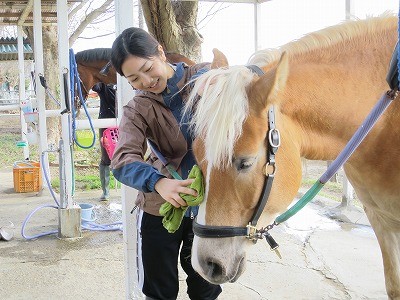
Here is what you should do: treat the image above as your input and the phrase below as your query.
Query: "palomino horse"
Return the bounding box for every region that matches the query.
[75,48,195,100]
[186,16,400,298]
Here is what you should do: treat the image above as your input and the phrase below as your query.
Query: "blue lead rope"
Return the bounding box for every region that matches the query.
[69,48,96,149]
[275,16,400,224]
[398,12,400,89]
[275,91,396,224]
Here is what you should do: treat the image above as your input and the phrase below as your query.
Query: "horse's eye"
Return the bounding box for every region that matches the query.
[236,158,254,172]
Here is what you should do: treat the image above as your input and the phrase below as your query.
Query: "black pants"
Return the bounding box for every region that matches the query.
[139,212,222,300]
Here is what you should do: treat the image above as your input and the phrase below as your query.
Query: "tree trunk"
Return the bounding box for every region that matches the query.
[25,25,61,146]
[42,25,61,146]
[140,0,203,63]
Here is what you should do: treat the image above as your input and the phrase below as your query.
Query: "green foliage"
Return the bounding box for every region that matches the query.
[75,172,120,190]
[51,168,120,192]
[51,178,60,189]
[0,133,39,165]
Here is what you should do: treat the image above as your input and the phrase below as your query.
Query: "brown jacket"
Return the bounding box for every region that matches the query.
[111,62,209,216]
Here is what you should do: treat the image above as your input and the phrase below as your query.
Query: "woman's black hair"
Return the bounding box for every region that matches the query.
[111,27,160,77]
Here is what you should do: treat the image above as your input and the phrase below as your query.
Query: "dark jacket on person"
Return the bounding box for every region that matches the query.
[92,83,116,119]
[111,62,209,216]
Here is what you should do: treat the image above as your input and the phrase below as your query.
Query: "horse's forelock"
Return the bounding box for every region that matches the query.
[187,67,255,169]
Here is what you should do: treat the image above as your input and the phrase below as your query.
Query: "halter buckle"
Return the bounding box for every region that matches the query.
[265,162,276,176]
[246,224,261,242]
[268,128,281,148]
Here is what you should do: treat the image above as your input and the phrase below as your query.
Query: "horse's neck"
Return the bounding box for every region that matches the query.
[282,32,397,162]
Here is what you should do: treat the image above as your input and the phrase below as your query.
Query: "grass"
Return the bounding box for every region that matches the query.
[1,133,39,165]
[51,172,120,192]
[301,176,361,205]
[301,177,343,202]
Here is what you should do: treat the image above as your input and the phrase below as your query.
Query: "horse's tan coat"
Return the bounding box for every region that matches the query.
[189,16,400,299]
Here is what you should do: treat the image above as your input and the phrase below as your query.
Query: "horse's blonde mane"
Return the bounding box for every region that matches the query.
[186,66,256,168]
[248,14,396,66]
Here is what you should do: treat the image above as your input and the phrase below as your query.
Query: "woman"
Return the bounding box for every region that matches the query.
[110,28,222,300]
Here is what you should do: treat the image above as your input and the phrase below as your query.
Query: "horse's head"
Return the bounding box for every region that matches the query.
[187,49,303,284]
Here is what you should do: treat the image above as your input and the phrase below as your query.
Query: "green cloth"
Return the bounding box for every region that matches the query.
[159,165,204,233]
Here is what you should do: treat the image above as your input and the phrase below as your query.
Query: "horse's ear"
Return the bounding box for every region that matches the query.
[252,52,289,108]
[211,48,229,69]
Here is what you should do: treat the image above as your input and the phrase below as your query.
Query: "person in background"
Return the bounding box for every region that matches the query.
[110,27,222,300]
[92,82,116,201]
[2,77,10,92]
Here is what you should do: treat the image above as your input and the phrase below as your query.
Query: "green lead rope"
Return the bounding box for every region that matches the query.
[275,180,324,224]
[274,91,396,225]
[166,164,182,180]
[159,165,204,233]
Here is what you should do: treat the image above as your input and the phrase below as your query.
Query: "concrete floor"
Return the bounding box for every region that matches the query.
[0,165,387,300]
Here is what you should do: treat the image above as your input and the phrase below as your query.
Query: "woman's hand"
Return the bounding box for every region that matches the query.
[155,178,198,208]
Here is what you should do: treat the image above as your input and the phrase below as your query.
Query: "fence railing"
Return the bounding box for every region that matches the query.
[0,90,36,107]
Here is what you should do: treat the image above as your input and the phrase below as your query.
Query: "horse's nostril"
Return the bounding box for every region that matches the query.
[206,260,224,278]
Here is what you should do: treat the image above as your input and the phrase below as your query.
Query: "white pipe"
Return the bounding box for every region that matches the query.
[254,2,261,52]
[17,26,29,160]
[0,97,19,102]
[0,104,20,111]
[0,113,20,118]
[75,118,117,130]
[0,108,100,118]
[115,0,140,298]
[45,107,99,117]
[57,0,74,211]
[346,0,355,20]
[33,0,50,183]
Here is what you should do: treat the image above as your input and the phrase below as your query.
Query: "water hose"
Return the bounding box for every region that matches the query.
[21,151,122,240]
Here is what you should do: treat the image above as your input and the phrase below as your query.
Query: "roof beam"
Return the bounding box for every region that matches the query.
[17,0,33,25]
[2,12,57,18]
[197,0,271,3]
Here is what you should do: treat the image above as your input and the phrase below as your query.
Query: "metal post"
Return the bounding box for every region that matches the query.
[253,2,261,52]
[340,0,355,208]
[56,0,81,238]
[115,0,140,298]
[17,26,29,160]
[346,0,355,20]
[33,0,50,184]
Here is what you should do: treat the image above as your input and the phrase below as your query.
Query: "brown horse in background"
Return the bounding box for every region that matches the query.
[186,16,400,299]
[75,48,195,100]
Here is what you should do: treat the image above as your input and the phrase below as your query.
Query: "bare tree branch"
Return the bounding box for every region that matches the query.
[78,31,115,39]
[91,15,114,25]
[69,0,114,46]
[69,0,91,21]
[197,3,231,30]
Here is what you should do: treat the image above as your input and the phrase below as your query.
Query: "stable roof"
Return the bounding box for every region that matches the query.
[0,37,33,60]
[0,0,81,25]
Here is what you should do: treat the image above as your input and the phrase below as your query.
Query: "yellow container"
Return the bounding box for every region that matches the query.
[75,130,95,150]
[13,161,42,193]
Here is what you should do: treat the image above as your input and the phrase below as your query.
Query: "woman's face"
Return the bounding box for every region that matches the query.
[121,46,173,94]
